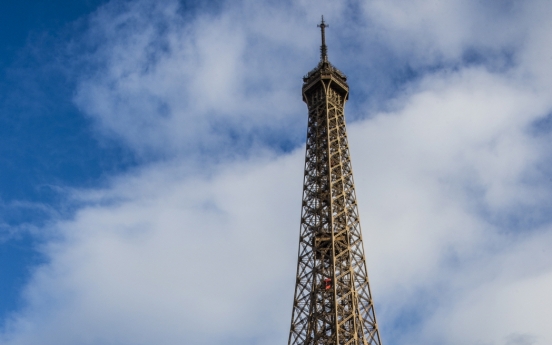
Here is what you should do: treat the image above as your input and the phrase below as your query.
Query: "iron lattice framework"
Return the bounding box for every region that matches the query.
[287,17,382,345]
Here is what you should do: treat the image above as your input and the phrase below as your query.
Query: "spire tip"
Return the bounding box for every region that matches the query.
[317,15,328,62]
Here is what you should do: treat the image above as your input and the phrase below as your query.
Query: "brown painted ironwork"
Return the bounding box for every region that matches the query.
[287,17,383,345]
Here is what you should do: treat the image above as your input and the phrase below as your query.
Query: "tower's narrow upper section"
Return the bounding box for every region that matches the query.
[302,16,349,102]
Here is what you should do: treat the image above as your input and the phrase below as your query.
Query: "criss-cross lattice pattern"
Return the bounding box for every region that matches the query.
[287,59,382,345]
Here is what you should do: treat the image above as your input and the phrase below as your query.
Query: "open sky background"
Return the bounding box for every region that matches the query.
[1,0,552,344]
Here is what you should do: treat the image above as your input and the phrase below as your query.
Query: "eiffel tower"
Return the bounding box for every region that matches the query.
[287,17,383,345]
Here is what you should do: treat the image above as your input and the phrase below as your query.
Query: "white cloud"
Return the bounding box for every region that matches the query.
[349,66,552,344]
[1,153,304,345]
[73,0,344,158]
[361,0,526,66]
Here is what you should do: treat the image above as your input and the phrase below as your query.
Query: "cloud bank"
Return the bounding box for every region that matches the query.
[3,0,552,344]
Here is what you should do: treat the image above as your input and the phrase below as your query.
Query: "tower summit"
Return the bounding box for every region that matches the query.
[287,17,383,345]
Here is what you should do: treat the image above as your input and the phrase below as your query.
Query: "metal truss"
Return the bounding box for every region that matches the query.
[287,17,382,345]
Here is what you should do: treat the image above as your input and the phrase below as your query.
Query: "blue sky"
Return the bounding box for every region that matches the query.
[0,0,88,306]
[2,1,552,345]
[0,0,132,318]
